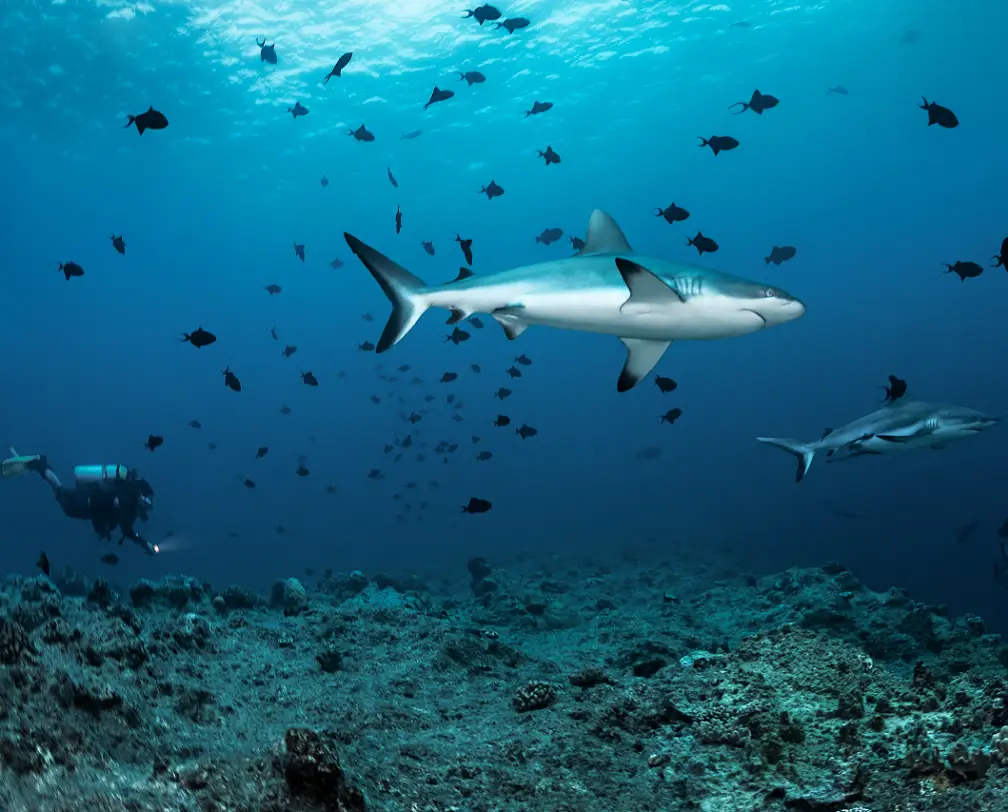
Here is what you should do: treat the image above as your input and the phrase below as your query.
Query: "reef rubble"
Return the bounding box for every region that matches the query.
[1,555,1007,811]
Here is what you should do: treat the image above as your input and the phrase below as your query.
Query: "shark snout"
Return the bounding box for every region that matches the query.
[747,292,806,327]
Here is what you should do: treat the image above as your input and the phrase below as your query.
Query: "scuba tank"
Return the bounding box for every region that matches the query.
[74,464,130,485]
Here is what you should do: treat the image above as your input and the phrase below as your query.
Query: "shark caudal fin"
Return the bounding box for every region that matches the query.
[756,437,816,483]
[344,234,430,352]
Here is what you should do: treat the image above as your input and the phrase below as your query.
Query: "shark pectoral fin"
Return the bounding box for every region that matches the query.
[617,338,671,392]
[614,258,685,314]
[876,427,935,443]
[491,305,529,340]
[582,210,633,255]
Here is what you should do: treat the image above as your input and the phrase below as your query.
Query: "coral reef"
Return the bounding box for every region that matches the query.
[1,554,1007,811]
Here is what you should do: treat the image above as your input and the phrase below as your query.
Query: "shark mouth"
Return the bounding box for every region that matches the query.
[739,309,768,327]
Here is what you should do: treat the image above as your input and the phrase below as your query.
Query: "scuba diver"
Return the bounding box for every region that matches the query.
[1,448,159,555]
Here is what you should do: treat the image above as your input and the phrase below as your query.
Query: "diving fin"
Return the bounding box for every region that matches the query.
[1,454,42,479]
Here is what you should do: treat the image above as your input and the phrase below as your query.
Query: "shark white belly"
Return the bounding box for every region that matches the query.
[344,210,806,391]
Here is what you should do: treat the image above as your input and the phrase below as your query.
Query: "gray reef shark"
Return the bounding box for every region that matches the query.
[757,400,999,482]
[343,210,806,391]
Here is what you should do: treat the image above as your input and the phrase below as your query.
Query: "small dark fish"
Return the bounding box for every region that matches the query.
[36,552,50,577]
[256,446,269,459]
[271,326,279,340]
[279,405,292,416]
[494,387,512,400]
[276,524,287,535]
[516,424,538,440]
[537,228,563,245]
[401,435,414,449]
[660,408,683,425]
[425,86,455,110]
[655,203,689,224]
[124,106,168,135]
[144,434,164,452]
[943,260,983,281]
[459,71,486,86]
[372,395,382,405]
[472,436,481,444]
[827,85,849,96]
[348,124,375,141]
[698,135,739,156]
[111,235,126,254]
[955,521,978,545]
[182,327,216,348]
[765,245,797,265]
[265,283,282,295]
[302,371,319,387]
[387,167,398,188]
[882,375,907,403]
[729,89,779,115]
[493,415,511,427]
[506,366,522,379]
[239,476,256,489]
[423,240,435,256]
[480,180,504,199]
[514,354,532,366]
[525,100,553,117]
[208,442,218,450]
[100,553,120,566]
[395,206,403,234]
[223,366,241,392]
[461,497,492,514]
[367,468,383,479]
[296,464,310,477]
[321,175,329,188]
[456,235,473,265]
[256,38,277,64]
[993,237,1008,269]
[189,420,201,429]
[397,364,410,371]
[919,97,958,128]
[537,145,561,165]
[495,17,530,33]
[687,231,719,255]
[325,484,338,494]
[441,372,458,383]
[359,341,376,351]
[469,317,483,330]
[899,29,919,44]
[58,261,84,280]
[330,258,344,269]
[638,446,663,460]
[288,102,309,119]
[730,20,751,28]
[401,129,422,140]
[283,345,298,358]
[445,327,470,345]
[462,4,501,25]
[654,376,677,393]
[409,412,423,424]
[293,242,306,262]
[324,52,352,83]
[471,363,482,373]
[477,451,493,461]
[571,236,585,252]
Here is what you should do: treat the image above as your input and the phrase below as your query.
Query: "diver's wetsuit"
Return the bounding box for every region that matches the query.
[32,456,156,554]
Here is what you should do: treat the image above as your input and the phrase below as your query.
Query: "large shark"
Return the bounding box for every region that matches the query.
[757,400,1000,482]
[343,210,806,391]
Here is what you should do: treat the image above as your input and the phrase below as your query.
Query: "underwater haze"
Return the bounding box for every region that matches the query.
[2,0,1008,632]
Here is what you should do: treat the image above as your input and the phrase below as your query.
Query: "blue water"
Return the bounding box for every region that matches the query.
[2,0,1006,627]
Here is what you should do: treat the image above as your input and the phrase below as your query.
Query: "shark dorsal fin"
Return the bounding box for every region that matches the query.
[582,210,632,255]
[454,267,474,281]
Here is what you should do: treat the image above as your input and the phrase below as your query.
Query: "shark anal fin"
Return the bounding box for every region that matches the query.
[617,337,671,392]
[446,308,471,325]
[491,305,528,340]
[582,210,633,255]
[614,258,685,313]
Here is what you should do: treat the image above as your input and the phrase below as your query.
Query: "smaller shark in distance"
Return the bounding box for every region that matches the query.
[343,210,805,391]
[757,401,999,482]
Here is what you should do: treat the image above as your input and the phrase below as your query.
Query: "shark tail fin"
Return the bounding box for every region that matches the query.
[344,234,429,352]
[756,437,816,483]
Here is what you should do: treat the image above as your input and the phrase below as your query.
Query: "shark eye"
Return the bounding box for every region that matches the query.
[763,287,777,298]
